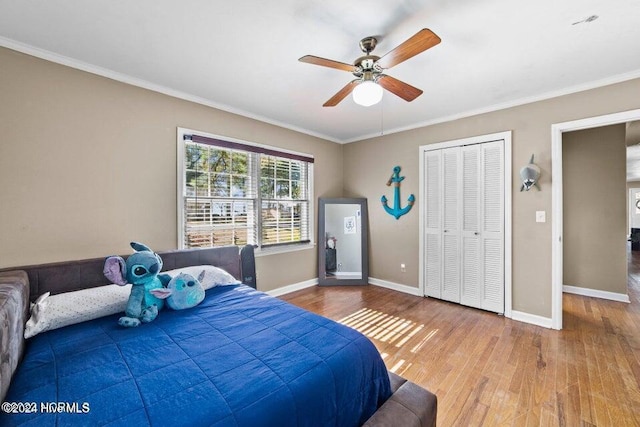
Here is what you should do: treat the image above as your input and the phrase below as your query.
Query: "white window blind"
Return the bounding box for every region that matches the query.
[179,132,313,250]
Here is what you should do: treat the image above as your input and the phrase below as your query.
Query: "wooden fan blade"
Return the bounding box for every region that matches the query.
[376,28,441,69]
[299,55,358,72]
[323,80,360,107]
[377,75,423,102]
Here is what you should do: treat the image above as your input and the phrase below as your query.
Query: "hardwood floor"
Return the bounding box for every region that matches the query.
[281,252,640,426]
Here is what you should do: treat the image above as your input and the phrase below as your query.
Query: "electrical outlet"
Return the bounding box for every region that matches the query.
[400,263,406,272]
[536,211,546,223]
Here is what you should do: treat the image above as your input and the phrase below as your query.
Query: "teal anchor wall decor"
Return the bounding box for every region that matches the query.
[381,166,415,219]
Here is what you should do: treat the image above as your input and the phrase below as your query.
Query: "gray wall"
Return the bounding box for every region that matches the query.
[344,78,640,318]
[3,44,640,315]
[563,125,627,294]
[0,47,344,292]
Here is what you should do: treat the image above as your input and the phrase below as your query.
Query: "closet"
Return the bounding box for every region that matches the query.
[423,140,505,314]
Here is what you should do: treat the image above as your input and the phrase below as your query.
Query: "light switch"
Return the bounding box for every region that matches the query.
[536,211,546,223]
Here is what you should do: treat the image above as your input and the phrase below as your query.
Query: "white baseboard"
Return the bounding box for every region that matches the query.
[368,277,423,297]
[269,276,558,330]
[266,278,318,297]
[266,276,423,298]
[511,310,553,329]
[563,285,630,303]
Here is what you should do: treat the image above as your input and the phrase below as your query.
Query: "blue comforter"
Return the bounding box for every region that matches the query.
[2,285,391,426]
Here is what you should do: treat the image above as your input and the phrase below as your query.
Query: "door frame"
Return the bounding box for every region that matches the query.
[419,131,513,318]
[551,108,640,330]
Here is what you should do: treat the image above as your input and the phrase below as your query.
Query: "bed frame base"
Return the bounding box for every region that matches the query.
[365,372,437,427]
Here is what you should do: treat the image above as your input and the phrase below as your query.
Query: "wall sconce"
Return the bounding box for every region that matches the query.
[520,154,541,191]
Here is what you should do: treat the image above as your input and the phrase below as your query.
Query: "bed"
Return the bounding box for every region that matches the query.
[0,245,436,426]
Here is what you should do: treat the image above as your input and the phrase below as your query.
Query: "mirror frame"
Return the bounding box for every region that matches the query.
[318,197,369,286]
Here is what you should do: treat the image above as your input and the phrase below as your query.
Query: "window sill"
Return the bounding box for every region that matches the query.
[255,242,315,257]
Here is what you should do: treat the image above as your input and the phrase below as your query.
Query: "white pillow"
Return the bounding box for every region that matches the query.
[164,265,241,290]
[23,265,239,339]
[24,284,132,339]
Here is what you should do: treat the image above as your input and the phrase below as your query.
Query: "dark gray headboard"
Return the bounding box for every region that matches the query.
[0,245,256,302]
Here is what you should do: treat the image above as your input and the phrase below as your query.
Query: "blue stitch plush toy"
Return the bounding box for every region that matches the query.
[103,242,171,327]
[150,271,206,310]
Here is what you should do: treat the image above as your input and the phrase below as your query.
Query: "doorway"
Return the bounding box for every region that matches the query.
[551,108,640,330]
[629,187,640,248]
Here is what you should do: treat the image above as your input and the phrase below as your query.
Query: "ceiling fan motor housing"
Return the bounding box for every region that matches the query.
[353,55,381,77]
[355,36,382,77]
[359,36,378,54]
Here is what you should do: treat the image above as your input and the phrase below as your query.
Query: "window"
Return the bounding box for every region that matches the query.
[177,129,313,251]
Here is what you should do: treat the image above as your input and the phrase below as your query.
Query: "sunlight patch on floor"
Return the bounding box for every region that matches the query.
[339,308,438,352]
[410,329,439,353]
[390,359,408,373]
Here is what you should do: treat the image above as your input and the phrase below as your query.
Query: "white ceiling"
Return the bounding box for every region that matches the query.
[1,0,640,143]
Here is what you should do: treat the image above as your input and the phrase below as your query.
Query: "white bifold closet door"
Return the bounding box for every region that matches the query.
[424,140,504,314]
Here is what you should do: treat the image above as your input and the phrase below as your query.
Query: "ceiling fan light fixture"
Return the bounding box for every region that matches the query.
[352,80,383,107]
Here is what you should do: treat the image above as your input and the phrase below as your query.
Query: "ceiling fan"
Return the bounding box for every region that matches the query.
[299,28,441,107]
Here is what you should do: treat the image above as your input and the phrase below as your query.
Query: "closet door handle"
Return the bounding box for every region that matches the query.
[474,232,480,235]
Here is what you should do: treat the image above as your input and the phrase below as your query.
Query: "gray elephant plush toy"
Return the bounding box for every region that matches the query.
[103,242,171,327]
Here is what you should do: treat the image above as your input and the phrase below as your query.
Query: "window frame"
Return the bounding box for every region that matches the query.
[177,127,314,256]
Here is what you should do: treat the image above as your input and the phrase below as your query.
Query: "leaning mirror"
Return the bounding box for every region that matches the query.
[318,198,369,285]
